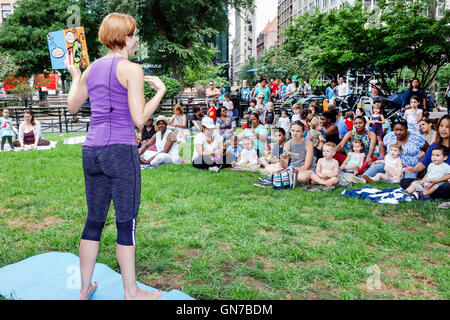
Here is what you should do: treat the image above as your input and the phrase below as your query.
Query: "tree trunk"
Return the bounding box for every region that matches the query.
[171,62,185,91]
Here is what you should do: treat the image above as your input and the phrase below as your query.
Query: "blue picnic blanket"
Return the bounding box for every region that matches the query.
[0,252,194,300]
[341,186,415,205]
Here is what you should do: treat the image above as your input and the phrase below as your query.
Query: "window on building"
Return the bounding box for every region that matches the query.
[1,3,14,21]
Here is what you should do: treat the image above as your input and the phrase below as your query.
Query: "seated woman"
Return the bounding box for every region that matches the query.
[216,106,236,143]
[192,117,232,172]
[139,115,179,166]
[280,121,315,185]
[237,112,268,157]
[138,116,156,148]
[403,114,449,199]
[169,104,187,143]
[363,118,429,182]
[13,111,50,149]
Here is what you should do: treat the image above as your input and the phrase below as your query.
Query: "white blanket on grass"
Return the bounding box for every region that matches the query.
[1,141,57,152]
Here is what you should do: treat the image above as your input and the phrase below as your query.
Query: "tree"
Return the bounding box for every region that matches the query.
[279,0,449,94]
[0,0,107,85]
[106,0,255,87]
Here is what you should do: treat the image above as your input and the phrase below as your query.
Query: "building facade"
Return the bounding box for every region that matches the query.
[277,0,293,45]
[257,17,278,59]
[232,8,256,83]
[0,0,17,24]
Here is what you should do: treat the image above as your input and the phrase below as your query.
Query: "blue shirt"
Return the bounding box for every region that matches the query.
[420,143,450,168]
[383,131,426,167]
[326,86,334,99]
[335,118,349,138]
[254,86,271,104]
[0,117,15,137]
[241,88,250,101]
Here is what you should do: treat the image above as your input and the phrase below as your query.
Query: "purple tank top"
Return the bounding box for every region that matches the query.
[84,57,136,147]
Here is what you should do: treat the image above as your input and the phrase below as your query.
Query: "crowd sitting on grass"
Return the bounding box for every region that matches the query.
[135,99,450,204]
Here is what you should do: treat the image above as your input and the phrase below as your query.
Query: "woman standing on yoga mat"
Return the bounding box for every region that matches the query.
[66,13,166,300]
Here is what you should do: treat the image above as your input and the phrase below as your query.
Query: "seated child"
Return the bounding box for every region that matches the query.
[344,111,354,131]
[226,135,243,162]
[340,139,366,175]
[235,137,259,167]
[405,145,450,199]
[260,128,287,175]
[311,142,339,187]
[367,142,403,183]
[242,99,257,130]
[305,114,326,151]
[264,102,276,136]
[291,103,302,123]
[277,109,291,139]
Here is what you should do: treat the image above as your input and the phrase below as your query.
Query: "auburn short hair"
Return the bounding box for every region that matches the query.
[98,13,136,50]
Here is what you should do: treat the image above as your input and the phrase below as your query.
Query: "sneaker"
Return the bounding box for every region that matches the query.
[344,173,366,184]
[411,192,424,200]
[253,183,269,188]
[362,174,374,183]
[209,166,220,173]
[258,177,272,184]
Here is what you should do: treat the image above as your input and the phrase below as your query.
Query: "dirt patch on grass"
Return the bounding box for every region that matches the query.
[145,272,186,291]
[247,257,279,271]
[242,276,268,292]
[6,214,65,232]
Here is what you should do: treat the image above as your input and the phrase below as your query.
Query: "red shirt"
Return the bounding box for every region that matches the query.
[270,82,278,95]
[344,119,353,131]
[207,107,217,121]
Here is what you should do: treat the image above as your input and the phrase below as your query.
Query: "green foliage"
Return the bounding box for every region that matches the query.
[144,75,181,100]
[8,82,33,100]
[0,0,107,78]
[184,62,229,88]
[272,0,449,93]
[106,0,255,85]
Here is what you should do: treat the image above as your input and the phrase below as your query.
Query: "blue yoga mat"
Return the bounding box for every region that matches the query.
[0,252,194,300]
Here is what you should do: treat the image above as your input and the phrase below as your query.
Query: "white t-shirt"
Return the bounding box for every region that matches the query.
[278,117,291,132]
[336,83,349,97]
[239,148,259,165]
[192,130,222,161]
[426,162,450,183]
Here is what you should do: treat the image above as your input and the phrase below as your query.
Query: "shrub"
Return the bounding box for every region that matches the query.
[144,75,181,100]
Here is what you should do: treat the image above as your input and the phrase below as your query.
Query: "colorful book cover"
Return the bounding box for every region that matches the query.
[47,27,90,70]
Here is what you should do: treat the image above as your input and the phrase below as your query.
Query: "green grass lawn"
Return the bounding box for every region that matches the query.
[0,132,449,300]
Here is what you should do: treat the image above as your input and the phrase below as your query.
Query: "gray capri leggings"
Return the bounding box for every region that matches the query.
[81,144,141,246]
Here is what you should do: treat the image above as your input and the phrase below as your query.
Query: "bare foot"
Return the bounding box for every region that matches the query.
[125,288,162,300]
[79,282,98,300]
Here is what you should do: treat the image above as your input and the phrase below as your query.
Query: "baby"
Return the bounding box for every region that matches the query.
[341,139,366,176]
[236,137,259,167]
[365,142,403,183]
[311,142,339,187]
[406,145,450,199]
[305,114,325,149]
